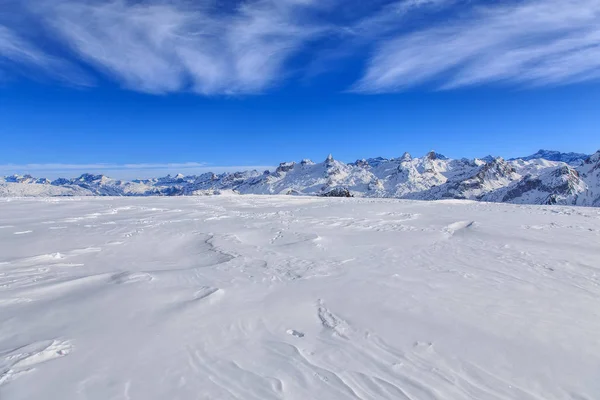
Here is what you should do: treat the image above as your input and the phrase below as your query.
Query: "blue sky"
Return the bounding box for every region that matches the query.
[1,0,599,179]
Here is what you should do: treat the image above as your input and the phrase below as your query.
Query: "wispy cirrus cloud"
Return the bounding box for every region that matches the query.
[353,0,600,92]
[0,25,45,65]
[351,0,459,37]
[0,20,91,86]
[0,24,89,84]
[31,0,332,94]
[3,0,600,94]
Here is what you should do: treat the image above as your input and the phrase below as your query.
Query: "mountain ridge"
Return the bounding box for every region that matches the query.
[510,149,589,165]
[2,150,599,207]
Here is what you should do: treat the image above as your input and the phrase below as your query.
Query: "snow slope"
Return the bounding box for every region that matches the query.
[2,150,600,207]
[1,196,599,399]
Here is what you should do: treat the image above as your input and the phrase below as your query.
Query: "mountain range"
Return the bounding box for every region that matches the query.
[2,150,599,207]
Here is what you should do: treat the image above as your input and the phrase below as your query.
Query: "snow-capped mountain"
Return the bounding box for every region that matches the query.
[511,149,589,165]
[573,151,600,207]
[2,150,600,207]
[5,174,51,184]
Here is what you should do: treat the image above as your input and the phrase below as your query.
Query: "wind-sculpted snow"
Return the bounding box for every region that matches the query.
[2,150,600,207]
[0,196,599,399]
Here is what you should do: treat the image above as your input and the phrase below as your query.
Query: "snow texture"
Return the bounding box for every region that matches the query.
[1,196,599,399]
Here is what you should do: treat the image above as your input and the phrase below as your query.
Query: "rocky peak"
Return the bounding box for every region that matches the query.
[76,173,106,183]
[459,157,476,166]
[5,174,34,183]
[399,152,412,163]
[51,178,70,186]
[425,151,437,160]
[354,159,369,168]
[425,151,447,161]
[362,157,388,167]
[479,157,516,177]
[275,162,295,174]
[552,165,578,178]
[5,174,19,183]
[502,164,586,205]
[324,154,340,172]
[5,174,41,184]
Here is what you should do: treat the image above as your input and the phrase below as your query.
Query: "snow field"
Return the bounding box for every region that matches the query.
[0,196,599,399]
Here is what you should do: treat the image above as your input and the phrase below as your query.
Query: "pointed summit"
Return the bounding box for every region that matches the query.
[400,152,412,162]
[354,159,369,168]
[425,151,437,160]
[326,154,334,162]
[425,151,447,161]
[77,173,107,183]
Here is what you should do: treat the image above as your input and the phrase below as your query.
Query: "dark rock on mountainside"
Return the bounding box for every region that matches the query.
[321,188,353,197]
[502,166,584,205]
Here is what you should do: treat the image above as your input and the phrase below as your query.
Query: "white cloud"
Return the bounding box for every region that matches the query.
[0,162,274,180]
[0,21,93,85]
[0,24,89,84]
[0,25,45,64]
[4,0,600,94]
[353,0,600,92]
[32,0,330,94]
[351,0,458,36]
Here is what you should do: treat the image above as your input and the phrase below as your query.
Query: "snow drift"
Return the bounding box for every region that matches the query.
[0,196,598,399]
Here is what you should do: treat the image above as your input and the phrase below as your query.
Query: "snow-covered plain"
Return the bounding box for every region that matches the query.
[1,196,599,399]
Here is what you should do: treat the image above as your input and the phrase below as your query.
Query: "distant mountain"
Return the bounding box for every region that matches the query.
[511,149,589,165]
[2,150,600,207]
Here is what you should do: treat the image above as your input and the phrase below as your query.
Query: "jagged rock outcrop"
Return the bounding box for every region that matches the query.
[321,188,353,197]
[572,151,600,206]
[498,166,585,205]
[276,162,295,174]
